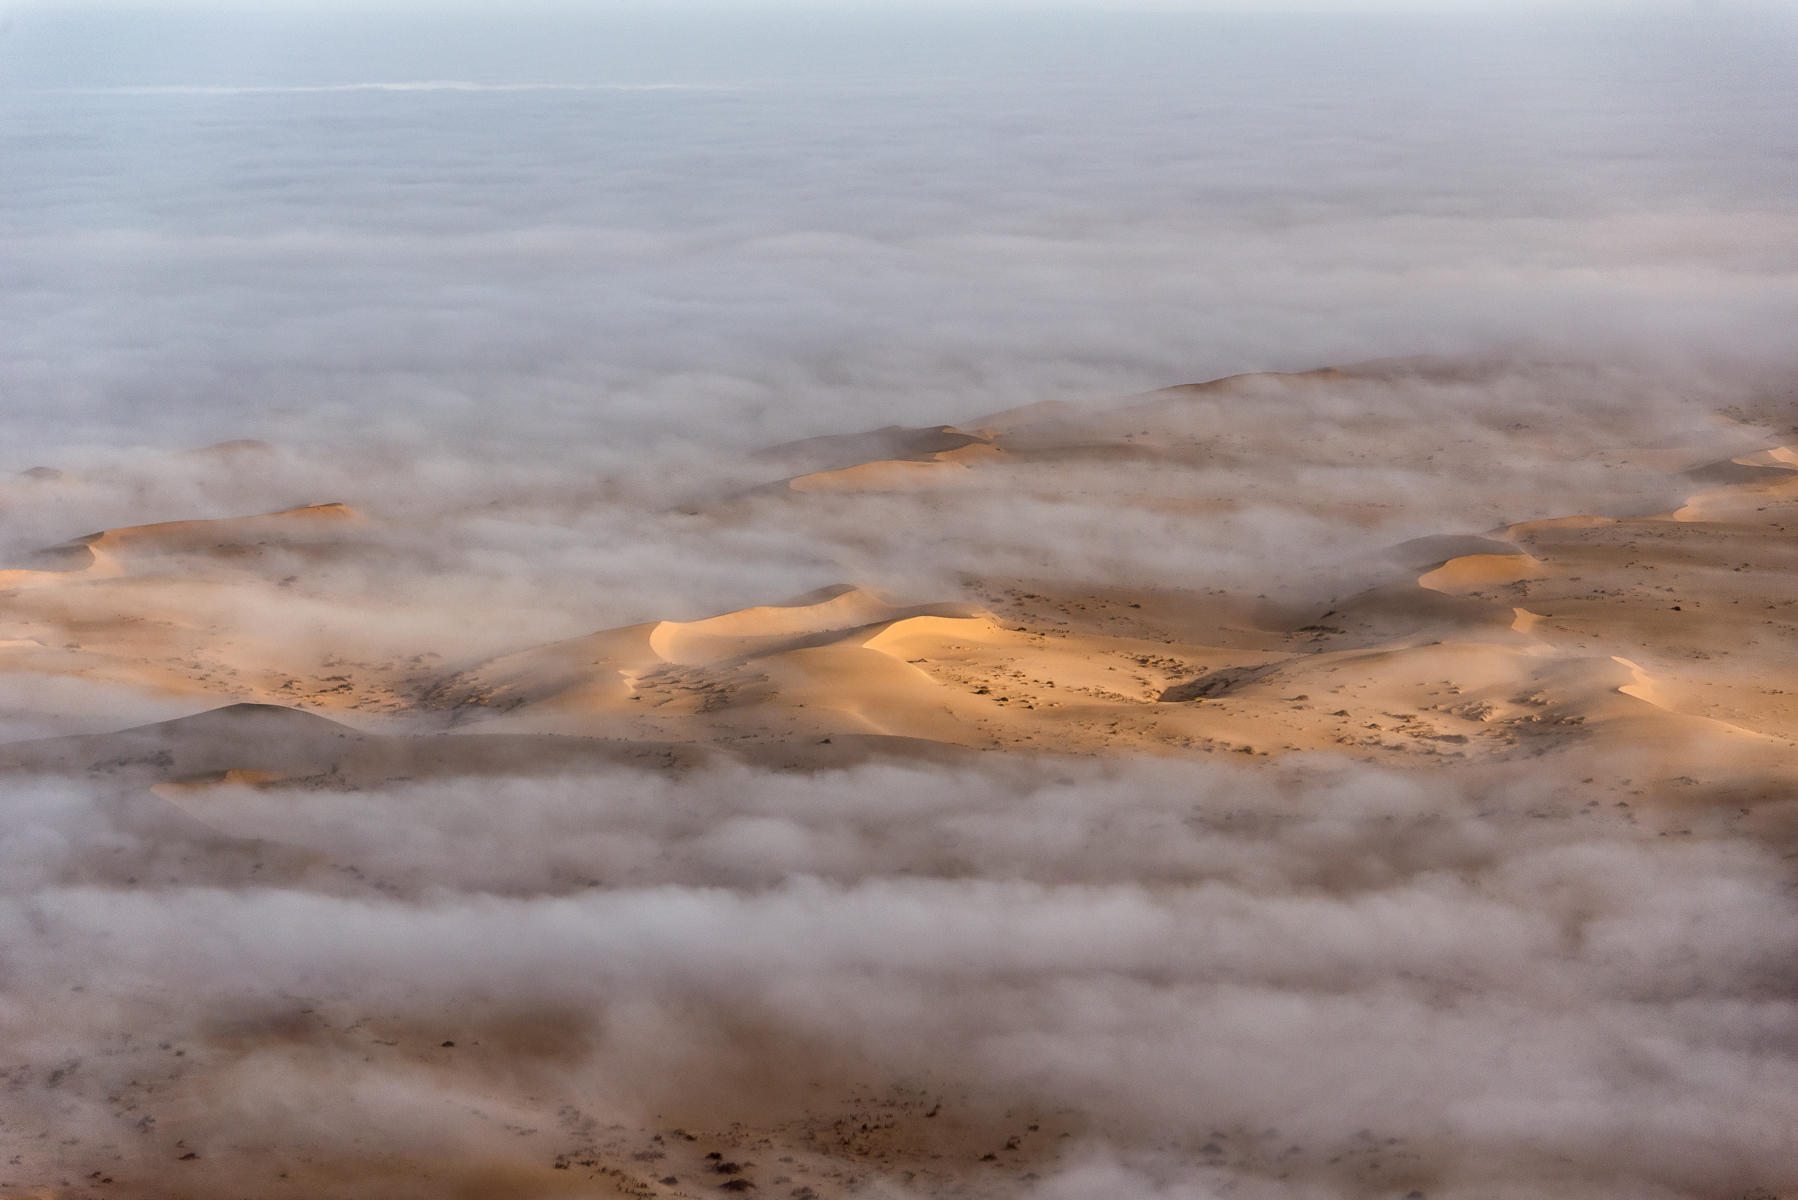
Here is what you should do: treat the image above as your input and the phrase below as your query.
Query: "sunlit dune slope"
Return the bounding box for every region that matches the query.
[3,356,1795,776]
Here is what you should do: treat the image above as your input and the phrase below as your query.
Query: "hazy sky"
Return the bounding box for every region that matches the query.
[1,2,1794,460]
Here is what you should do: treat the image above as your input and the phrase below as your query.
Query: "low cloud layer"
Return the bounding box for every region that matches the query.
[0,356,1783,640]
[5,753,1797,1197]
[3,8,1796,464]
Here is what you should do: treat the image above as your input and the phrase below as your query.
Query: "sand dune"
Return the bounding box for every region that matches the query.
[749,370,1368,498]
[52,501,357,561]
[7,364,1795,764]
[0,503,443,720]
[1416,549,1547,594]
[1733,442,1798,469]
[424,477,1798,768]
[0,501,357,584]
[755,423,996,471]
[428,586,997,741]
[784,442,1004,493]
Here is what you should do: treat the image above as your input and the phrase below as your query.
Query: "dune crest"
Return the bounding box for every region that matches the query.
[1418,552,1548,594]
[77,501,360,552]
[1,502,361,583]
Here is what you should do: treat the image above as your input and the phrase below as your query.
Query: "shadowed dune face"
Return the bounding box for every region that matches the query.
[1,353,1797,1198]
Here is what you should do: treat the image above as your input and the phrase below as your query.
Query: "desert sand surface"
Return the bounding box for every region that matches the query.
[3,356,1797,1199]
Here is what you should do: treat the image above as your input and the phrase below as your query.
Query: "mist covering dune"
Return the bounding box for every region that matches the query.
[3,352,1797,1200]
[3,6,1798,1200]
